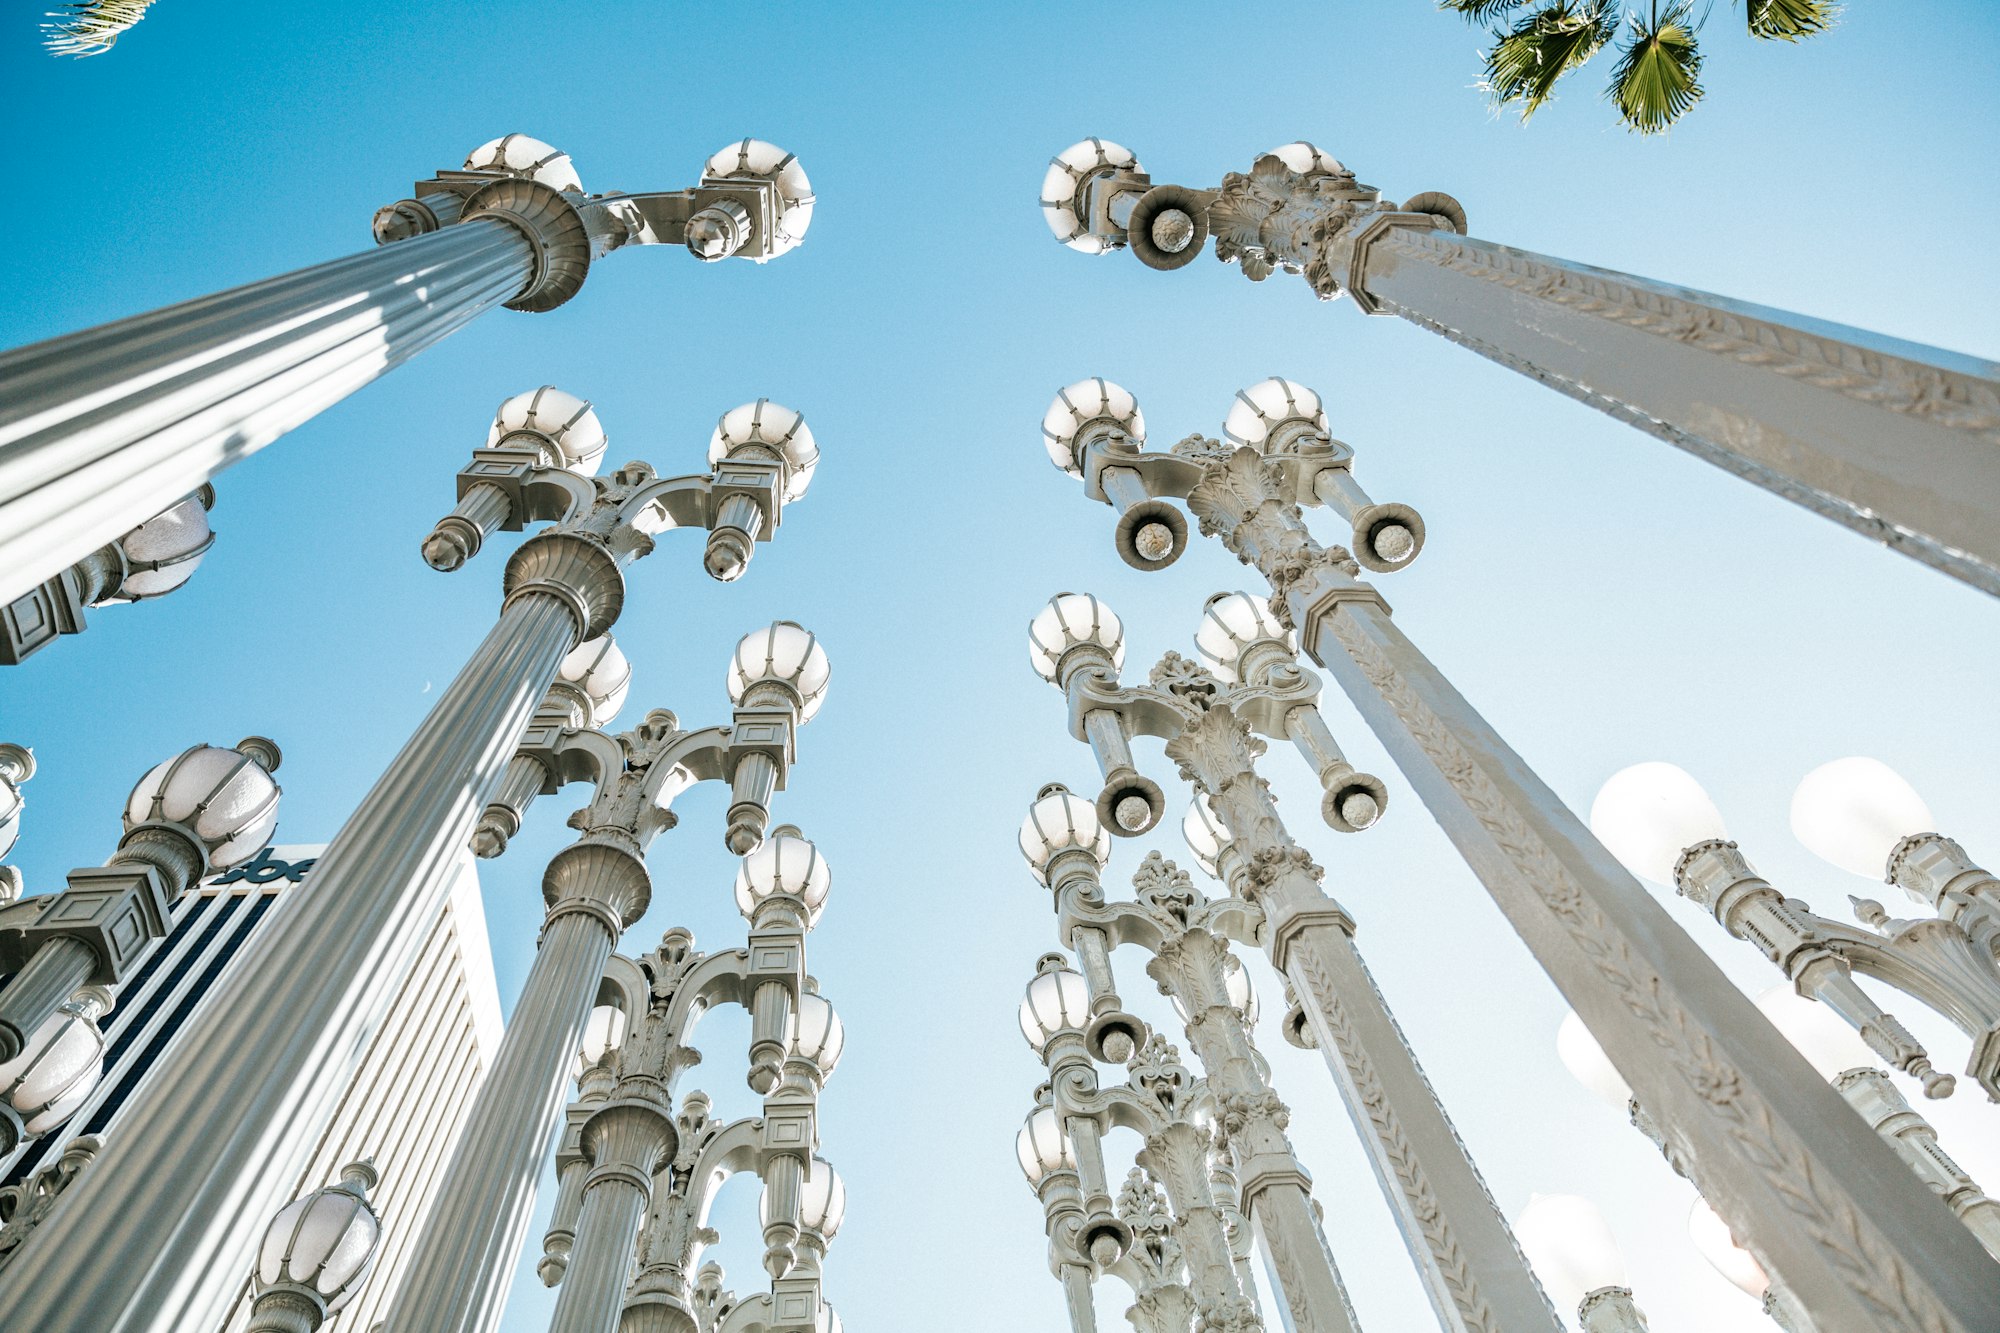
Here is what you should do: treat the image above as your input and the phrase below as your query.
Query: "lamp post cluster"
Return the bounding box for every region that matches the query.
[1593,757,2000,1103]
[1012,586,1562,1332]
[0,132,812,648]
[533,828,845,1333]
[1040,137,2000,599]
[1034,374,2000,1333]
[0,381,830,1333]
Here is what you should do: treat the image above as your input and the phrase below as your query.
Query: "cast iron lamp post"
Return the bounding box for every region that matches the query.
[1040,138,2000,597]
[0,484,217,664]
[1591,759,2000,1100]
[382,637,827,1333]
[1021,971,1277,1333]
[1038,374,2000,1333]
[0,133,814,613]
[246,1160,385,1333]
[1026,591,1562,1333]
[0,390,808,1333]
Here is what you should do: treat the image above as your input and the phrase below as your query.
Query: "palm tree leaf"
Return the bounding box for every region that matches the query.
[1608,4,1706,134]
[1440,0,1530,21]
[1746,0,1836,40]
[1483,1,1619,121]
[43,0,156,57]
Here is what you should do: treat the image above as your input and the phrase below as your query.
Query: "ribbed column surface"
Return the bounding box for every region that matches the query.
[379,909,617,1333]
[0,218,535,604]
[548,1177,654,1333]
[1282,920,1559,1333]
[0,591,578,1333]
[1295,592,2000,1333]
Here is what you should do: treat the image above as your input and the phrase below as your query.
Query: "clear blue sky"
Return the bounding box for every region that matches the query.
[5,3,2000,1330]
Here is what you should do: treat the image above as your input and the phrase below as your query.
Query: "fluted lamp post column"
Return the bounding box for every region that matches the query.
[383,631,826,1333]
[0,407,793,1333]
[247,1160,385,1333]
[1042,137,2000,596]
[0,133,815,611]
[547,1079,677,1333]
[1027,591,1559,1333]
[1039,377,2000,1333]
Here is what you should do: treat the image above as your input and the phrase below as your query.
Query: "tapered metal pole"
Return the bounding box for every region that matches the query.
[0,219,535,606]
[0,579,585,1331]
[1061,144,2000,596]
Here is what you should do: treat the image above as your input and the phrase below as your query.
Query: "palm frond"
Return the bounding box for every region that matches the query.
[42,0,156,58]
[1746,0,1836,40]
[1608,3,1705,134]
[1483,2,1619,121]
[1439,0,1531,22]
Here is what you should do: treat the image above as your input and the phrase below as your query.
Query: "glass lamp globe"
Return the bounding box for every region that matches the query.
[1263,142,1345,177]
[1194,592,1293,684]
[1555,1010,1632,1113]
[488,386,608,477]
[735,830,832,925]
[104,490,214,603]
[1222,377,1328,454]
[1182,794,1229,879]
[256,1161,383,1312]
[1018,786,1111,885]
[728,622,831,723]
[775,1157,844,1241]
[1513,1193,1627,1315]
[1588,762,1728,887]
[1790,757,1936,880]
[575,1004,627,1077]
[557,635,632,727]
[791,991,845,1079]
[1687,1196,1769,1299]
[0,989,107,1144]
[820,1304,841,1333]
[123,738,282,871]
[702,139,815,259]
[1016,1104,1076,1185]
[1040,139,1142,254]
[0,745,31,864]
[708,399,818,502]
[1019,957,1090,1053]
[463,134,582,192]
[1028,592,1124,682]
[1041,377,1145,476]
[1753,985,1875,1079]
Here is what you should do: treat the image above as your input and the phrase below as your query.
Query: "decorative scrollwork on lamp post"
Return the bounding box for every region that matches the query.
[1041,137,2000,598]
[1036,374,2000,1333]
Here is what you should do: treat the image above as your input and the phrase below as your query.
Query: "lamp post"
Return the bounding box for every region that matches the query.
[0,744,38,904]
[0,133,814,611]
[1023,978,1275,1333]
[1040,138,2000,597]
[532,834,843,1333]
[0,736,281,1062]
[1017,1087,1101,1333]
[1512,1194,1650,1333]
[247,1160,385,1333]
[1,484,216,664]
[1026,591,1560,1333]
[380,643,827,1333]
[0,394,803,1333]
[1040,375,2000,1333]
[1590,759,2000,1100]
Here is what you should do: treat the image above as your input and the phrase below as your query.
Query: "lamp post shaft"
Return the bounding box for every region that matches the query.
[380,907,620,1333]
[1356,227,2000,596]
[0,588,581,1332]
[1172,710,1558,1333]
[0,219,535,607]
[548,1097,674,1333]
[1298,581,2000,1333]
